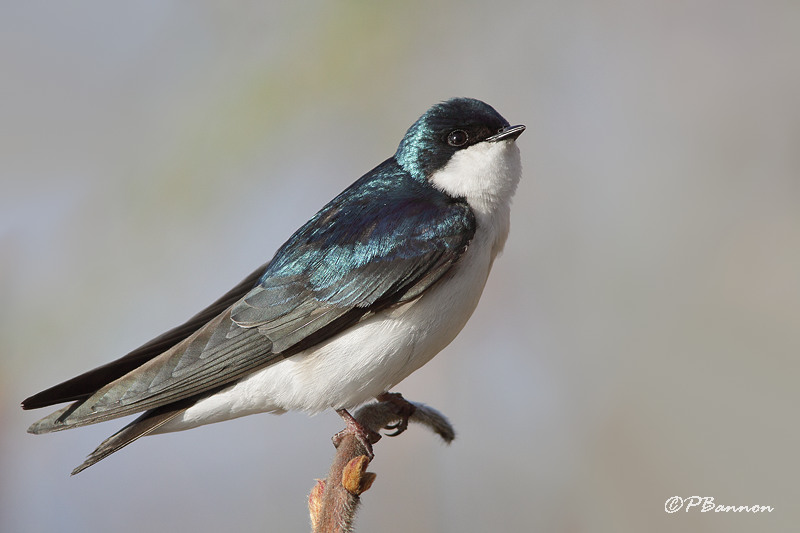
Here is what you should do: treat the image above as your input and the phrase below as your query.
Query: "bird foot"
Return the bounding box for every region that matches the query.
[333,408,381,459]
[377,392,417,437]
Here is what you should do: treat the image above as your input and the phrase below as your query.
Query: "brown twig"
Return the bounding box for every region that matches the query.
[308,399,455,533]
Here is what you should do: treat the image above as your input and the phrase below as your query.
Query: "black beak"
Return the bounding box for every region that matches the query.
[487,124,526,142]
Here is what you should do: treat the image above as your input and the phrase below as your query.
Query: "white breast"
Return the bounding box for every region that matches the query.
[156,139,521,432]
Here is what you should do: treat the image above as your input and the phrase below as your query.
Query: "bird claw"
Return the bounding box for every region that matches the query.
[382,416,410,436]
[333,408,381,458]
[331,393,418,459]
[377,392,416,437]
[383,423,406,437]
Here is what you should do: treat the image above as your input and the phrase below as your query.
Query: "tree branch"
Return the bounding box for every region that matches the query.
[308,399,455,533]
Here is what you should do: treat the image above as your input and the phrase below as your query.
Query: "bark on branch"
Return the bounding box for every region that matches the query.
[308,400,455,533]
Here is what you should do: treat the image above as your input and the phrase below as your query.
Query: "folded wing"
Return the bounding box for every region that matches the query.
[26,161,476,435]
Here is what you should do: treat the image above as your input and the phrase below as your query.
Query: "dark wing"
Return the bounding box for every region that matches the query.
[21,264,268,410]
[231,168,476,353]
[27,309,276,433]
[26,160,476,434]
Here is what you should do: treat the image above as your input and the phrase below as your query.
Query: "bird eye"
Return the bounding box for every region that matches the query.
[447,130,469,147]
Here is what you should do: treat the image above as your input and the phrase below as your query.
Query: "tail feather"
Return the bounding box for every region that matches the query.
[70,400,192,475]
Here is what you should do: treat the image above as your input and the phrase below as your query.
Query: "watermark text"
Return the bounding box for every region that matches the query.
[665,496,773,514]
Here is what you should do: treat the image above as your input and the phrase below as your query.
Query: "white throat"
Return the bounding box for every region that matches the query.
[429,139,522,256]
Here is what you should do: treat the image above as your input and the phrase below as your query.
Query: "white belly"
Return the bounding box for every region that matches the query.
[156,221,501,433]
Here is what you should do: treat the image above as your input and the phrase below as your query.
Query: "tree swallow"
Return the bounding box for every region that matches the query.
[22,97,525,475]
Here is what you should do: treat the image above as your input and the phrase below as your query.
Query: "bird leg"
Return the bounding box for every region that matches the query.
[331,393,417,459]
[377,392,417,437]
[333,408,381,459]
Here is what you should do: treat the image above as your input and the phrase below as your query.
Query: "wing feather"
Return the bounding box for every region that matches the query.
[21,263,268,409]
[28,311,274,432]
[26,160,476,437]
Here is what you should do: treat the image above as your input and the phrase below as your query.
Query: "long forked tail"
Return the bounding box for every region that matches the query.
[70,399,193,475]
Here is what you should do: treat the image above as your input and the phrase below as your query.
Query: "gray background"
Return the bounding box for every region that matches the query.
[2,2,797,532]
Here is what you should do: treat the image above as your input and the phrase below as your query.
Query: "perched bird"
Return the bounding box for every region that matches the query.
[22,97,525,475]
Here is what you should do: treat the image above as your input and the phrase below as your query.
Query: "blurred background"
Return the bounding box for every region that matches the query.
[2,1,798,532]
